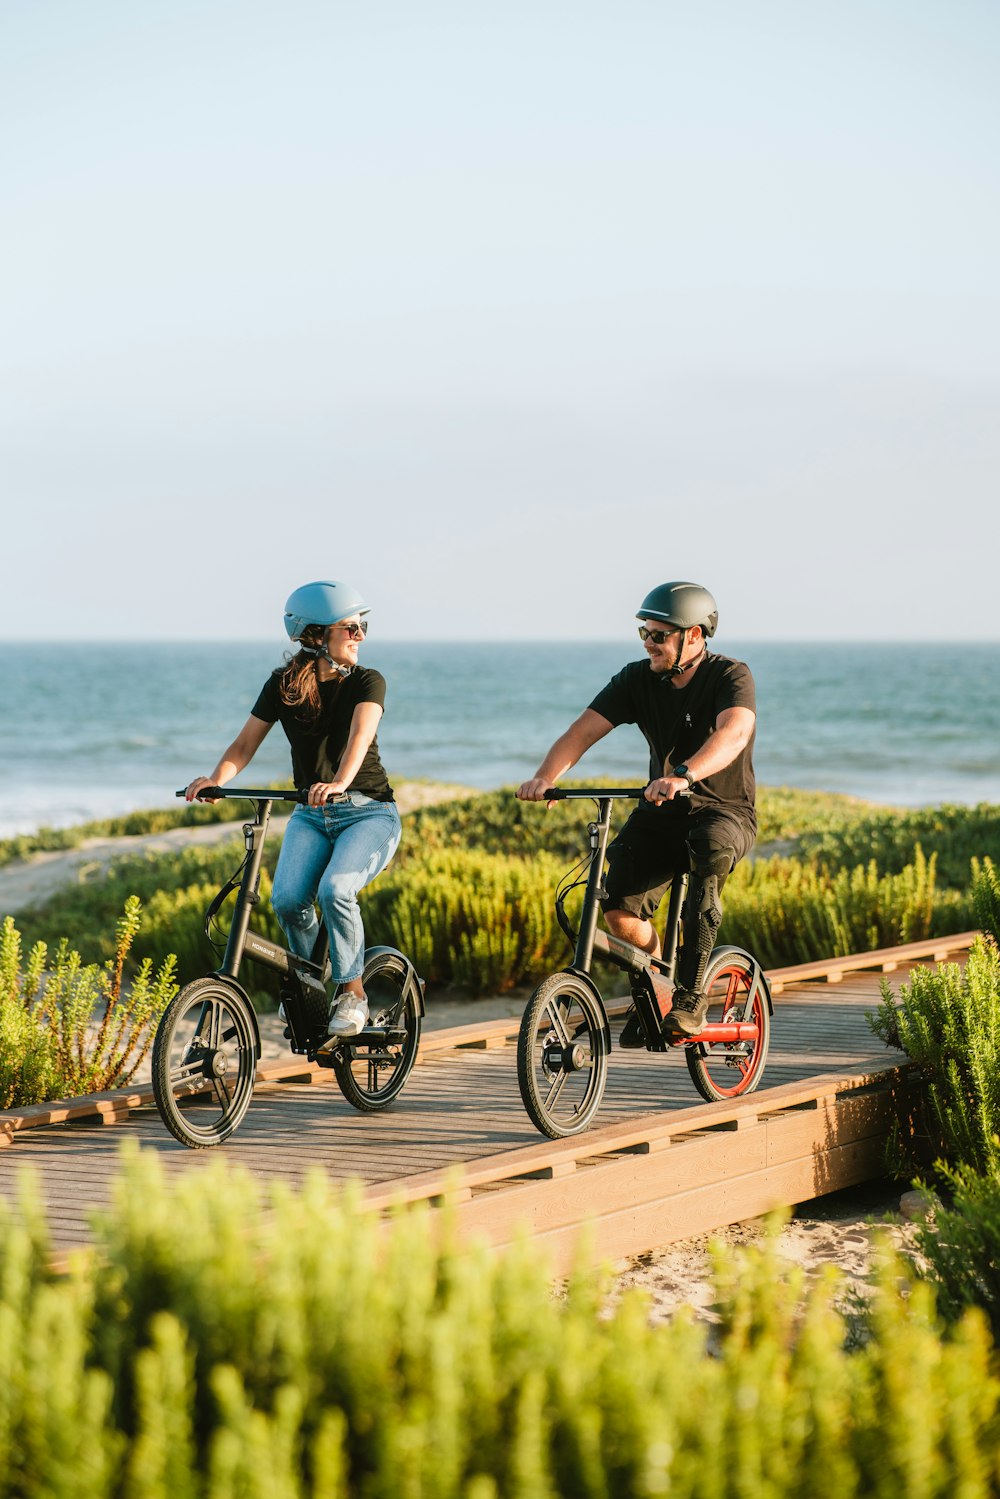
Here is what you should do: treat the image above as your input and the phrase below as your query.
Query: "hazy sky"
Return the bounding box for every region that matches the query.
[4,1,998,642]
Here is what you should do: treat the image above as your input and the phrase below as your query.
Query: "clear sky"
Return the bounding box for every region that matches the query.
[3,1,998,642]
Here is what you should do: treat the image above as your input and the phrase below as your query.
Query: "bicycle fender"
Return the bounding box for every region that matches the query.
[206,973,263,1059]
[564,966,614,1054]
[363,945,426,1018]
[710,944,774,1016]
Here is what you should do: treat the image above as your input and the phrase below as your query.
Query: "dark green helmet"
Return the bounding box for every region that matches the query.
[636,581,718,638]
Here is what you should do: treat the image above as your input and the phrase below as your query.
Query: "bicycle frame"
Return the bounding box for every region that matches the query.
[156,785,426,1145]
[178,786,424,1061]
[547,787,771,1051]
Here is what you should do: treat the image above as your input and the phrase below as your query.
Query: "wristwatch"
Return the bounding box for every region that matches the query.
[672,763,696,789]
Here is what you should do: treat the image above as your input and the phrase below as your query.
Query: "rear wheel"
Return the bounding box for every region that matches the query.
[685,950,770,1102]
[152,978,258,1148]
[332,950,421,1112]
[517,972,609,1139]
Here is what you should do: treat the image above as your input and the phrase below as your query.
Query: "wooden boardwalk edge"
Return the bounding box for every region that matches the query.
[360,1061,913,1274]
[440,1076,907,1275]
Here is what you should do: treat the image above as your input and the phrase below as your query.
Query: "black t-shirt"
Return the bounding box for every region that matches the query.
[251,666,394,802]
[589,652,756,825]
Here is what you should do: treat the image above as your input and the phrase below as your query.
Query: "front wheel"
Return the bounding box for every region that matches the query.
[332,949,421,1112]
[517,972,609,1139]
[152,978,259,1147]
[685,950,771,1102]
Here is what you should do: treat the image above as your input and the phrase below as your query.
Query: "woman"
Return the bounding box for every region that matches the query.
[184,580,401,1038]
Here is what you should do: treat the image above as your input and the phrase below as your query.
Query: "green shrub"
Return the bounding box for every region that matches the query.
[720,847,971,969]
[973,856,1000,947]
[1,1148,999,1498]
[799,802,1000,889]
[0,901,177,1108]
[8,789,992,1001]
[914,1160,1000,1339]
[360,848,571,991]
[870,935,1000,1177]
[0,920,55,1108]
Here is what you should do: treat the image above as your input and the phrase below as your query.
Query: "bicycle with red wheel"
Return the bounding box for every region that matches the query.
[517,787,772,1139]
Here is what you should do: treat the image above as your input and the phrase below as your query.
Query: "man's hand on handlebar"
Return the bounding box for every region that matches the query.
[644,776,690,806]
[516,778,559,807]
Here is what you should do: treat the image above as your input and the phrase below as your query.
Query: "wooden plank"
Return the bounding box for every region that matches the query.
[438,1085,897,1273]
[765,931,976,990]
[363,1062,907,1208]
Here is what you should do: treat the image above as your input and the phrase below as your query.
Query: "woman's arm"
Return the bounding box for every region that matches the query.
[306,702,384,805]
[184,715,274,802]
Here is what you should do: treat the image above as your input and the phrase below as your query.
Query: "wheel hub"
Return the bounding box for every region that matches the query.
[543,1040,588,1074]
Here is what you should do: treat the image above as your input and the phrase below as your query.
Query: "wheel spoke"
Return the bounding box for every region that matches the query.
[207,1002,223,1051]
[212,1074,234,1109]
[171,1056,208,1084]
[542,1065,570,1111]
[542,999,572,1047]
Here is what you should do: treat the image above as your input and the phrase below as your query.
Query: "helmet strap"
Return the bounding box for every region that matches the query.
[662,631,707,679]
[298,633,353,679]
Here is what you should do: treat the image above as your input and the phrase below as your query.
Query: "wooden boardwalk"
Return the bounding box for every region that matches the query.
[0,935,975,1267]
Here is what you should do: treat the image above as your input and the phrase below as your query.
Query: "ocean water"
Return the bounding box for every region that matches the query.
[1,641,998,837]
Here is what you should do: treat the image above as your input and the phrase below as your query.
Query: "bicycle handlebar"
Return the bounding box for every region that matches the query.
[539,785,694,801]
[541,787,649,800]
[176,786,314,804]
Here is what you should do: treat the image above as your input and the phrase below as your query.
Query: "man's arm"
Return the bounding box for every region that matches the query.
[517,709,615,802]
[644,705,756,805]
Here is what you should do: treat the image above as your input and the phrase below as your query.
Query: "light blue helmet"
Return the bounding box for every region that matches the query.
[283,580,369,642]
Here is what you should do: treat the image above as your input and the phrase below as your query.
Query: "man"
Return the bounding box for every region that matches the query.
[517,581,757,1039]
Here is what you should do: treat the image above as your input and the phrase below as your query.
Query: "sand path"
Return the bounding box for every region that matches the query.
[0,781,475,916]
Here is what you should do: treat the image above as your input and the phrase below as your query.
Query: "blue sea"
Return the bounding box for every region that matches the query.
[1,641,998,837]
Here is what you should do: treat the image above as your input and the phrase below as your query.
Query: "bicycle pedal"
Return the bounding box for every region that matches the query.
[618,1010,646,1049]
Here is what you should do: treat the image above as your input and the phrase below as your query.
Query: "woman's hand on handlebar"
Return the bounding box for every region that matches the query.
[307,781,348,806]
[184,776,222,803]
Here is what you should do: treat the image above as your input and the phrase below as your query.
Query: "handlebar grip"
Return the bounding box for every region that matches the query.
[176,786,226,800]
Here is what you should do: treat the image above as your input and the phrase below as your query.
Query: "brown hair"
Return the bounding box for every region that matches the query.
[278,626,328,718]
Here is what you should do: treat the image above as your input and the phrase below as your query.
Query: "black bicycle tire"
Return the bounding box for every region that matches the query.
[152,977,258,1148]
[685,950,771,1103]
[332,950,421,1112]
[517,971,609,1139]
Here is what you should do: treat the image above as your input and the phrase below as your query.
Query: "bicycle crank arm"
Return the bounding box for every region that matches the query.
[675,1021,760,1045]
[312,1026,408,1055]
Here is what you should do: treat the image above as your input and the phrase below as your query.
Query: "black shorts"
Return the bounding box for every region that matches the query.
[600,806,756,922]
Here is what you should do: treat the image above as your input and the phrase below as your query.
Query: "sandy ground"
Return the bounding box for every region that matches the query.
[606,1178,922,1326]
[0,781,476,916]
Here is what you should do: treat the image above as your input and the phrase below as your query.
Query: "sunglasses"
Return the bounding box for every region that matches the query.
[638,625,680,645]
[335,620,368,640]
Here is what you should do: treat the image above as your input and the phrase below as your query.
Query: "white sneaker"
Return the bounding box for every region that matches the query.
[327,992,369,1038]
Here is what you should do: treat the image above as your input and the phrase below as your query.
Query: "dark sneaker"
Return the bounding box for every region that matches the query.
[619,1007,647,1049]
[665,988,710,1037]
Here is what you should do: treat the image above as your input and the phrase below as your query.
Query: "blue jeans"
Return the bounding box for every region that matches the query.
[270,795,402,983]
